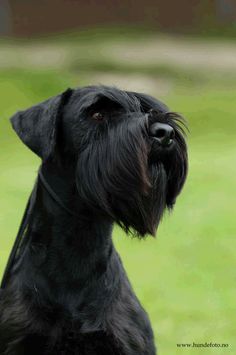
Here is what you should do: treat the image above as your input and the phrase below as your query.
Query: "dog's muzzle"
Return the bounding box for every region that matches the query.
[147,109,175,148]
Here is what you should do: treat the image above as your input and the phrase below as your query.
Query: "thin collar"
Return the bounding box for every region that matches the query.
[38,169,77,217]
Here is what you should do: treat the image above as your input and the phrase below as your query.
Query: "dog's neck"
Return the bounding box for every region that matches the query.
[21,162,115,307]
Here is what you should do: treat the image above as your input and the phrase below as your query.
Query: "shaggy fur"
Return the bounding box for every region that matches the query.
[0,86,188,354]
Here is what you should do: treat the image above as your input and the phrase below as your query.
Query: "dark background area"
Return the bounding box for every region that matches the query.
[1,0,236,37]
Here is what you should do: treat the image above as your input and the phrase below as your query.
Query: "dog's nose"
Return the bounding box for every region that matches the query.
[149,122,175,147]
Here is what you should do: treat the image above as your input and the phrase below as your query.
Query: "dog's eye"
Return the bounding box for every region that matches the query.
[92,112,104,121]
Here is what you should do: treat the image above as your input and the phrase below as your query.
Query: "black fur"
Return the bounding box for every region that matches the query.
[0,86,188,354]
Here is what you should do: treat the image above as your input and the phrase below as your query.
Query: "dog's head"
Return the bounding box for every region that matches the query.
[11,86,188,237]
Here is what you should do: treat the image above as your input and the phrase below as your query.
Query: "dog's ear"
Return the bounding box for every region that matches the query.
[10,88,73,160]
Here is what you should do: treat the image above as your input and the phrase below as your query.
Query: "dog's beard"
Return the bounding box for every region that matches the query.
[76,116,187,237]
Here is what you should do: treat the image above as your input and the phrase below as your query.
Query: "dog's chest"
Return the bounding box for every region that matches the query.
[51,329,122,355]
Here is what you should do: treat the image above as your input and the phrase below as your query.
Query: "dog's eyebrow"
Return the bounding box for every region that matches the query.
[78,86,142,113]
[88,96,122,109]
[78,93,116,112]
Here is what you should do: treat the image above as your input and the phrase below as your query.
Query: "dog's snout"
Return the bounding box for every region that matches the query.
[149,122,175,147]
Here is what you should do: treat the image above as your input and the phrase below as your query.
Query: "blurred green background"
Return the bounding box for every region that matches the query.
[0,2,236,354]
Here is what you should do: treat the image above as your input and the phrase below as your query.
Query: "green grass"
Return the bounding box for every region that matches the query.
[0,36,235,354]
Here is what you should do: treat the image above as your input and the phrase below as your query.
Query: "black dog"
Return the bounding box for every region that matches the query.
[0,86,187,354]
